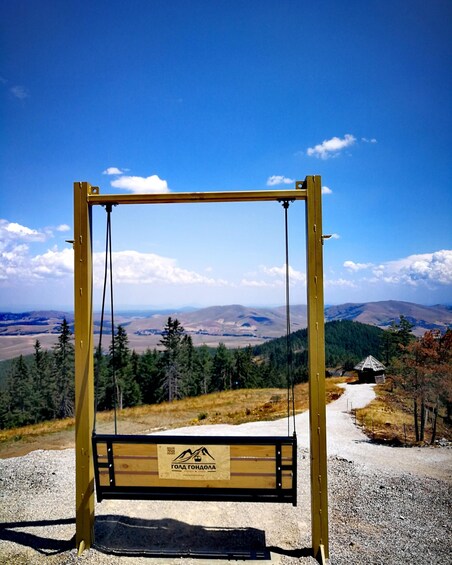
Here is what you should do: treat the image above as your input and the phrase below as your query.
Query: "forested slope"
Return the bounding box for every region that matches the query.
[0,318,384,430]
[254,320,385,378]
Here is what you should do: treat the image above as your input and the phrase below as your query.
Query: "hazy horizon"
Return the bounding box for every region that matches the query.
[1,298,451,315]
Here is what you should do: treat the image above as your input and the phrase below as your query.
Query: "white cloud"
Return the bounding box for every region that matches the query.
[0,242,73,282]
[307,134,356,159]
[266,175,295,186]
[329,233,340,240]
[0,219,46,243]
[103,167,124,175]
[92,250,226,287]
[0,239,230,288]
[56,224,71,232]
[262,264,306,284]
[361,137,377,143]
[325,278,357,288]
[373,250,452,286]
[31,248,74,279]
[322,186,333,195]
[0,220,69,283]
[342,250,452,289]
[343,260,373,272]
[240,278,274,288]
[111,174,170,194]
[240,264,306,289]
[10,85,29,100]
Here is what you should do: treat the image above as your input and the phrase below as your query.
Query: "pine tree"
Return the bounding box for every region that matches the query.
[94,345,111,410]
[3,355,36,427]
[34,339,55,421]
[159,317,185,401]
[194,345,213,395]
[384,315,415,366]
[135,348,161,404]
[233,346,259,389]
[179,335,199,397]
[109,325,141,409]
[211,343,233,391]
[52,319,75,419]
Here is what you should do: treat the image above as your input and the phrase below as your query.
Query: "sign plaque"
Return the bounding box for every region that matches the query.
[158,444,230,481]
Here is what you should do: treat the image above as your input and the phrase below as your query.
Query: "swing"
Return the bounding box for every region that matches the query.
[92,201,298,506]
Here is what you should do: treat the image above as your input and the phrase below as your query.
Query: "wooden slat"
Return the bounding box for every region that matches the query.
[281,444,293,460]
[110,442,283,459]
[282,471,293,490]
[230,444,276,458]
[113,443,157,457]
[113,473,278,489]
[98,471,110,487]
[96,443,108,457]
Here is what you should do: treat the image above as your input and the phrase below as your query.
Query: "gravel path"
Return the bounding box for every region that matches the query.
[0,384,451,564]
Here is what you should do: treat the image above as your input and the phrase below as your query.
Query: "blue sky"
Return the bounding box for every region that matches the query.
[1,0,451,311]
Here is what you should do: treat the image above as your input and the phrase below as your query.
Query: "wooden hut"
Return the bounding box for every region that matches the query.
[354,355,386,384]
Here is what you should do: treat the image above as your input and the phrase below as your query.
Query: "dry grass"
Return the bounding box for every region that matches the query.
[0,417,76,444]
[355,380,452,446]
[0,378,346,456]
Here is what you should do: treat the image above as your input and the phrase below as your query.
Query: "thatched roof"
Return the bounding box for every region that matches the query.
[354,355,386,372]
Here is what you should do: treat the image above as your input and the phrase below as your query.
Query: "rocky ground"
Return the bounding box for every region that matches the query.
[0,384,451,564]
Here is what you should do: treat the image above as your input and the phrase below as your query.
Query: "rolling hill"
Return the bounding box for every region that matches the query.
[0,301,450,360]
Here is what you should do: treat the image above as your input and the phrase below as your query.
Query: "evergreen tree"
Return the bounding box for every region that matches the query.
[211,343,233,391]
[0,389,8,428]
[0,355,36,427]
[383,315,415,366]
[52,318,75,419]
[136,348,161,404]
[109,325,141,409]
[94,345,111,410]
[159,317,185,401]
[233,346,259,388]
[34,339,55,421]
[179,335,199,397]
[194,345,213,395]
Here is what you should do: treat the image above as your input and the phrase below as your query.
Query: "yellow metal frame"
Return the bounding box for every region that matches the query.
[73,175,328,559]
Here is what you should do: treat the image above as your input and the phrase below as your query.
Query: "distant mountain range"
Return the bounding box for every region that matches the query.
[0,301,450,360]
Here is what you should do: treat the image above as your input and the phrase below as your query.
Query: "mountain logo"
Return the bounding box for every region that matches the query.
[158,443,230,480]
[171,446,217,472]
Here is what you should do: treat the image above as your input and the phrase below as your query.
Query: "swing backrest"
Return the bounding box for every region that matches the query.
[93,433,297,506]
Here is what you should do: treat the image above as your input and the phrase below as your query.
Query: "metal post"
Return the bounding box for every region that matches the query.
[74,181,95,552]
[304,175,329,560]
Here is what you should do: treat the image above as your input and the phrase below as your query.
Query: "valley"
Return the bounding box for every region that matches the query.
[0,300,450,361]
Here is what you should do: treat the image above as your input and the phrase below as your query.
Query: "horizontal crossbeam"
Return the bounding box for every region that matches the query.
[86,186,307,206]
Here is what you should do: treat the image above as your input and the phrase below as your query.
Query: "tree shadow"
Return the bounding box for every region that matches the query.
[0,517,75,555]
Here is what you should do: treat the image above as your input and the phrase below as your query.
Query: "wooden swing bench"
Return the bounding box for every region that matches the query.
[92,433,297,505]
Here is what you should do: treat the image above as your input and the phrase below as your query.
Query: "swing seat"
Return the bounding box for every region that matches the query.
[92,433,297,506]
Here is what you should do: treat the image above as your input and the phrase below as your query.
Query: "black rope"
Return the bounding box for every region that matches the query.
[93,206,110,433]
[94,204,118,435]
[281,200,296,436]
[107,206,119,434]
